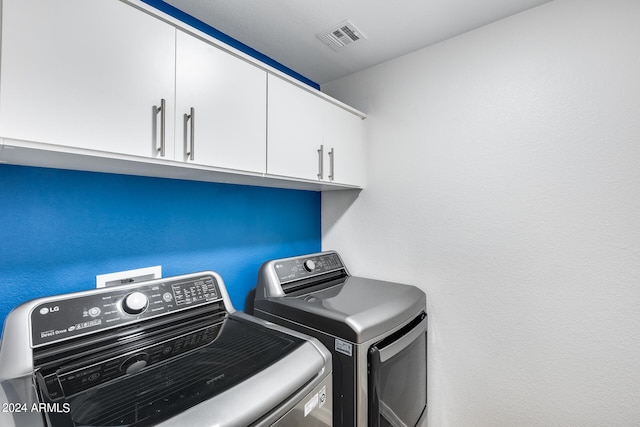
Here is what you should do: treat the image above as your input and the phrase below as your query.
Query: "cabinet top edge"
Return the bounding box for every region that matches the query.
[121,0,367,120]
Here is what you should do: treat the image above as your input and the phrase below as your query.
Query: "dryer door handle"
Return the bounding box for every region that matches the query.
[378,314,427,362]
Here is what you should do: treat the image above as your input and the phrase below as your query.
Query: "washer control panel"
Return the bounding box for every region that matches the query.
[31,275,221,347]
[274,252,344,283]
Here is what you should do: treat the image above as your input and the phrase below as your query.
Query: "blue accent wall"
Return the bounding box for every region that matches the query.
[140,0,320,90]
[0,165,320,330]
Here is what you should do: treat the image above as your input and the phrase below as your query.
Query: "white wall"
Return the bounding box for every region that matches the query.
[321,1,640,425]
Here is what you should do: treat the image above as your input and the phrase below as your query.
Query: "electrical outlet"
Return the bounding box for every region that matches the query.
[96,266,162,288]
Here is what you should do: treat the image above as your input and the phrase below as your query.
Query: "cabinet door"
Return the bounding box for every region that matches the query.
[322,103,366,187]
[0,0,175,158]
[267,75,324,181]
[175,31,266,173]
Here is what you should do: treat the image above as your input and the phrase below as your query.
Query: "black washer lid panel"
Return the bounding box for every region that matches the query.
[39,317,306,427]
[256,276,426,343]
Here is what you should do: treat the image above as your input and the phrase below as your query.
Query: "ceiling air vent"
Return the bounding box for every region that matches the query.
[316,20,367,51]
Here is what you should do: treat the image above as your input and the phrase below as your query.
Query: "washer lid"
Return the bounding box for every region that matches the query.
[36,317,321,427]
[258,276,426,342]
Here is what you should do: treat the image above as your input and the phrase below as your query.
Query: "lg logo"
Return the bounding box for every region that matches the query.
[39,306,60,315]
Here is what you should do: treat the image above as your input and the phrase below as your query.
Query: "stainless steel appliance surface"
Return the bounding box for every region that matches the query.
[0,271,332,427]
[254,251,427,427]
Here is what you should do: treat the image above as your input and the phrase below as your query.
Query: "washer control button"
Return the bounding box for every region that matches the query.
[121,353,149,375]
[88,307,101,317]
[303,259,316,272]
[122,292,148,315]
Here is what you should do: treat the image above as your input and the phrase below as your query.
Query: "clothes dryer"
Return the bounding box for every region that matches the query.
[254,251,427,427]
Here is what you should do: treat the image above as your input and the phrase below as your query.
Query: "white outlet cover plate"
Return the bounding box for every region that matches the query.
[96,265,162,288]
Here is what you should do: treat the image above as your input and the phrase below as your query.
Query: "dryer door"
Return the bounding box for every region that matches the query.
[368,313,427,427]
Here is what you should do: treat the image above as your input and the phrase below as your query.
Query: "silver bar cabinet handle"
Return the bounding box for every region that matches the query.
[317,144,324,180]
[155,98,166,157]
[328,147,334,181]
[186,107,195,161]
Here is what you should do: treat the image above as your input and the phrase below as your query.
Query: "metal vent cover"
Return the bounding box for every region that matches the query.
[316,20,367,51]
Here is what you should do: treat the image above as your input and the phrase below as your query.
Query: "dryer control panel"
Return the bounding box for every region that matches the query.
[275,252,344,283]
[30,275,222,347]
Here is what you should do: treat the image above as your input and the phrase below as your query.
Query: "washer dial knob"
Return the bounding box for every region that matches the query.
[122,292,148,315]
[303,259,316,272]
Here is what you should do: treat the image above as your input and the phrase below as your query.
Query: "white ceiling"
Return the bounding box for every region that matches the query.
[164,0,553,86]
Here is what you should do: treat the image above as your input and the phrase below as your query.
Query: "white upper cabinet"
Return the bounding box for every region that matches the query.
[0,0,176,158]
[321,102,366,187]
[267,75,325,181]
[175,30,267,173]
[267,74,365,187]
[0,0,365,190]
